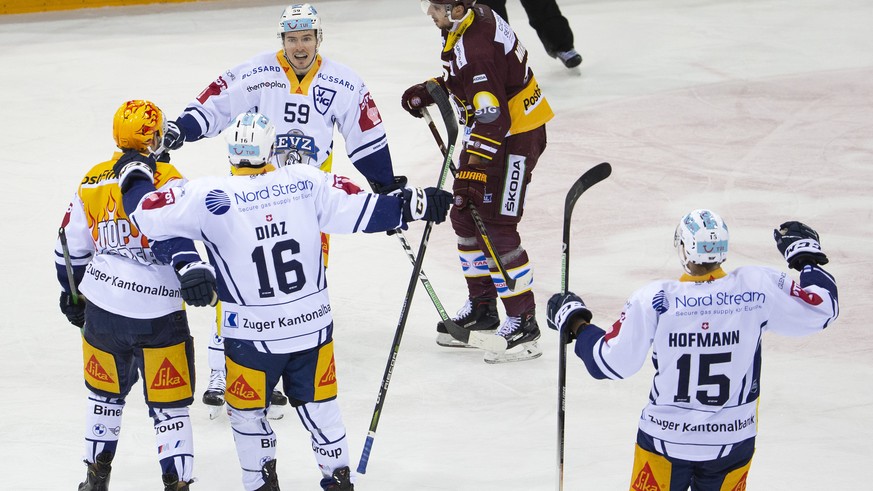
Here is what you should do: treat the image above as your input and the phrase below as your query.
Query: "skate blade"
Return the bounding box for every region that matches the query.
[436,331,506,353]
[207,404,225,420]
[483,341,542,364]
[267,405,285,420]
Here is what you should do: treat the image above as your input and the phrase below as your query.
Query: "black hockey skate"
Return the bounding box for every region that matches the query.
[324,466,354,490]
[484,309,542,364]
[548,49,583,68]
[436,296,500,348]
[203,369,226,420]
[267,390,288,420]
[255,459,280,491]
[162,471,191,491]
[78,451,112,491]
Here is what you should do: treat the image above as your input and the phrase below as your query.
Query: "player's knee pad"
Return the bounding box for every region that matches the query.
[142,339,195,407]
[83,391,125,463]
[490,247,534,297]
[457,245,490,280]
[295,400,349,477]
[228,407,276,489]
[151,407,194,482]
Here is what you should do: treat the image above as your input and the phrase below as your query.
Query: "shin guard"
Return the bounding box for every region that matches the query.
[295,400,352,483]
[229,407,276,490]
[83,391,124,464]
[151,407,194,483]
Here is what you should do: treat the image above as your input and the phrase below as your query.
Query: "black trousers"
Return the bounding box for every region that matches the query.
[477,0,575,53]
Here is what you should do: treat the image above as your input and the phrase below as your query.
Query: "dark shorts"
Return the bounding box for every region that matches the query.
[83,303,194,408]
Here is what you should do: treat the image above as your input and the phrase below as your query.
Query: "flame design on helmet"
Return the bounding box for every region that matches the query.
[112,100,165,153]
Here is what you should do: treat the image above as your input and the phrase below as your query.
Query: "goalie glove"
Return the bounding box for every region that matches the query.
[177,262,217,307]
[547,291,593,343]
[773,221,829,271]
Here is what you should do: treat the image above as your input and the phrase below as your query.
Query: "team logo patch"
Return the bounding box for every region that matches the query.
[358,91,382,131]
[652,290,669,314]
[142,189,177,210]
[632,462,663,491]
[332,175,363,194]
[205,189,231,215]
[789,281,823,305]
[313,85,337,115]
[196,76,228,104]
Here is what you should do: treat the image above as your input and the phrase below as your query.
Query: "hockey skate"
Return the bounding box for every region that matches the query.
[162,471,192,491]
[267,390,288,420]
[255,459,280,490]
[324,465,354,490]
[484,309,542,364]
[549,49,582,68]
[436,296,500,348]
[203,369,226,420]
[78,451,112,491]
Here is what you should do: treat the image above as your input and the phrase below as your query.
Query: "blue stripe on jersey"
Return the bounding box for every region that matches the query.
[204,234,244,304]
[363,195,402,233]
[348,134,386,159]
[353,194,372,232]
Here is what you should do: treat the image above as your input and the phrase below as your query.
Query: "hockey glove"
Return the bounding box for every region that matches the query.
[113,150,156,193]
[774,221,829,271]
[163,121,186,151]
[59,291,86,328]
[547,291,592,343]
[400,82,434,118]
[177,262,218,307]
[371,176,409,236]
[452,169,487,210]
[401,187,452,224]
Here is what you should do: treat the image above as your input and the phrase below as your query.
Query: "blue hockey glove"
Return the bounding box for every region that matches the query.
[177,262,217,307]
[371,176,409,235]
[547,291,592,343]
[774,221,829,271]
[112,150,155,192]
[163,121,186,151]
[401,187,452,224]
[59,291,86,328]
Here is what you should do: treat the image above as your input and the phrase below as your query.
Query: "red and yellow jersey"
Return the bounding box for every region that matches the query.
[56,152,187,319]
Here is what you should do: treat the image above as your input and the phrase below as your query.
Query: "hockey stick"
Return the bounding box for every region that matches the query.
[423,80,519,292]
[557,162,611,491]
[58,226,84,333]
[392,226,506,353]
[357,94,459,476]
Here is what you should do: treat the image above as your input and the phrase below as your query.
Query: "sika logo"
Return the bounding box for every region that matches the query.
[150,358,187,390]
[228,374,261,401]
[319,356,337,387]
[632,462,662,491]
[730,472,748,491]
[86,355,115,383]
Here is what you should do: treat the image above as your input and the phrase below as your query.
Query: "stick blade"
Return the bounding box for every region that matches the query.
[566,162,611,212]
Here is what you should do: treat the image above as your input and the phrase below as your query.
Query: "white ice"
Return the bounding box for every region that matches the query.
[1,0,871,489]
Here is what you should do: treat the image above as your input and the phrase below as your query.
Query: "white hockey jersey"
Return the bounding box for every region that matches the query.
[177,51,394,186]
[54,154,188,319]
[574,265,839,461]
[125,165,404,354]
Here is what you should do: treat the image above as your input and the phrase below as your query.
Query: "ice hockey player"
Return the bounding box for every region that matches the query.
[547,209,839,490]
[55,100,215,491]
[114,112,452,491]
[402,0,554,363]
[160,2,405,412]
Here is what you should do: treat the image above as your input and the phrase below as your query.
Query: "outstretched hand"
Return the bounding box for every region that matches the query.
[547,291,592,343]
[773,221,828,270]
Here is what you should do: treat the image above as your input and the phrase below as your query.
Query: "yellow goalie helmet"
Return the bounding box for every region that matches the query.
[112,100,166,153]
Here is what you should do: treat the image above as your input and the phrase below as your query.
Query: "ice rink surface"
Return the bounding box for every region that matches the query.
[1,0,871,489]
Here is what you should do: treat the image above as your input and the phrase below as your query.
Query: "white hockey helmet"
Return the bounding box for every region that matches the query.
[277,4,322,44]
[673,209,729,272]
[224,112,276,168]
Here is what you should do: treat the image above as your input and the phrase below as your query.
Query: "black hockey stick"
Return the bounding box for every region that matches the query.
[557,162,611,491]
[423,80,519,292]
[58,226,84,333]
[357,94,459,476]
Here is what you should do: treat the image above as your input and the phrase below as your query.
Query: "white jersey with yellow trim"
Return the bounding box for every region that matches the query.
[55,154,187,319]
[574,265,838,460]
[178,50,393,185]
[125,164,404,354]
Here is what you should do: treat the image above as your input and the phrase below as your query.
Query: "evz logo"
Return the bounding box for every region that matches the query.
[313,85,336,115]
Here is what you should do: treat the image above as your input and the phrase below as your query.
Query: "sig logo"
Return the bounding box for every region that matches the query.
[472,91,500,124]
